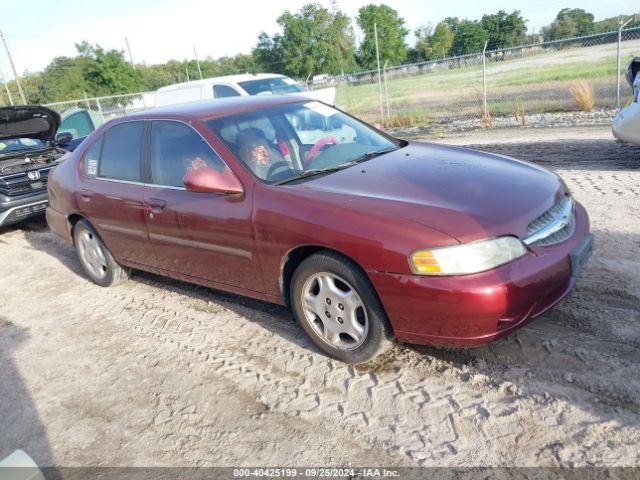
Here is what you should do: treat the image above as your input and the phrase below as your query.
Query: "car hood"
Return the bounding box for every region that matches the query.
[291,141,566,243]
[0,106,61,142]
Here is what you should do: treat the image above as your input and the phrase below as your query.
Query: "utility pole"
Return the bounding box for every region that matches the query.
[125,37,136,69]
[482,41,489,121]
[185,67,190,82]
[374,22,384,124]
[193,45,203,80]
[0,30,26,104]
[617,16,634,109]
[383,59,390,119]
[0,66,14,106]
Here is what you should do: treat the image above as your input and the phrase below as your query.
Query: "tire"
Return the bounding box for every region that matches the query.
[290,251,393,363]
[73,219,129,287]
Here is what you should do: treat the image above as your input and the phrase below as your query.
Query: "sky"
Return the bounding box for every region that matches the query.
[1,0,638,76]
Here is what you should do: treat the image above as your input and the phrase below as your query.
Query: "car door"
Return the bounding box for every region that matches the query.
[59,110,97,150]
[76,121,153,265]
[143,120,263,293]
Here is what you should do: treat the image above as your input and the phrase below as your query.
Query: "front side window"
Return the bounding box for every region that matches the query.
[150,121,225,188]
[213,85,241,98]
[99,122,144,182]
[59,111,94,140]
[206,101,400,184]
[238,77,305,96]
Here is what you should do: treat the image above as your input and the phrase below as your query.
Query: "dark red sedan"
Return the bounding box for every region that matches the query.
[46,96,593,363]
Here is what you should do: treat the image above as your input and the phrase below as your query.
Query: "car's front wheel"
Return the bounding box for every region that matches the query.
[73,220,129,287]
[290,251,393,363]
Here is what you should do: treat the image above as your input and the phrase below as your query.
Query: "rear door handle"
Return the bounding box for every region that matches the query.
[80,189,93,202]
[148,198,167,214]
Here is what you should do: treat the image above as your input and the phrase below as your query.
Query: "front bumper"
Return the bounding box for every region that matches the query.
[0,191,48,227]
[612,102,640,144]
[369,201,591,347]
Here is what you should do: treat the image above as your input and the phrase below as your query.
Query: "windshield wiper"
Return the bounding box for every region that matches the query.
[348,147,398,164]
[275,161,358,185]
[274,148,398,186]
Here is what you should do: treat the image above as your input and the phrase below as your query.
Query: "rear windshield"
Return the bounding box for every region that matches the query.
[239,78,305,96]
[0,138,45,154]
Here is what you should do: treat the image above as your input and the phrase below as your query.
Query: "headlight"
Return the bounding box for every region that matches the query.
[410,236,528,276]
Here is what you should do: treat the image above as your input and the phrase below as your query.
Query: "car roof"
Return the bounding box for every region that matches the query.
[155,73,287,92]
[122,94,315,122]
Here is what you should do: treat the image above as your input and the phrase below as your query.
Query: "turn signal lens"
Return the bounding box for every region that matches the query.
[410,236,528,276]
[411,250,442,274]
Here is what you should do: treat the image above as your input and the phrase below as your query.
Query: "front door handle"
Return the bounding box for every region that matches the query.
[148,198,167,214]
[80,189,93,202]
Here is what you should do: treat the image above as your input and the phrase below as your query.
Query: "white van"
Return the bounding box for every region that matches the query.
[155,73,336,107]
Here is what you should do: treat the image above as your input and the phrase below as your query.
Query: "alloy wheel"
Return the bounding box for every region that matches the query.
[300,272,369,350]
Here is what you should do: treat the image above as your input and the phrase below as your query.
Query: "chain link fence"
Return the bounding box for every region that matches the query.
[312,26,640,129]
[2,27,634,132]
[43,91,156,121]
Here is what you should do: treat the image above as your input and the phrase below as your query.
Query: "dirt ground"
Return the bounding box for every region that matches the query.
[0,126,639,469]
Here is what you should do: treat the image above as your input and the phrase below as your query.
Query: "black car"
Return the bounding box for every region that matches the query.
[0,106,72,227]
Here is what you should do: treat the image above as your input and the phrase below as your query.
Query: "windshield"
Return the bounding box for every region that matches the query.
[238,77,305,96]
[0,138,45,154]
[206,101,400,184]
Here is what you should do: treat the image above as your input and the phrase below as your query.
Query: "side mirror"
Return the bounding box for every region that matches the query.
[56,132,73,146]
[183,166,243,195]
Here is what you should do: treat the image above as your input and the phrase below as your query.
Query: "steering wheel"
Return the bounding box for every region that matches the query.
[305,136,340,166]
[266,161,295,180]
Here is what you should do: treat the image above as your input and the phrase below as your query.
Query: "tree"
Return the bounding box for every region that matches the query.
[481,10,527,50]
[357,4,409,69]
[595,14,640,33]
[411,22,454,61]
[252,32,284,73]
[450,20,489,56]
[259,3,357,78]
[542,8,595,41]
[75,41,144,96]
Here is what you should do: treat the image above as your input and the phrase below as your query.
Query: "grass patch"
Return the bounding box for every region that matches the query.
[384,109,433,128]
[570,80,596,111]
[335,50,630,118]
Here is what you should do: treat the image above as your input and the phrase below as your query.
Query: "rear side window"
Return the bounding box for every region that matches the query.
[150,121,225,188]
[99,122,145,182]
[213,85,241,98]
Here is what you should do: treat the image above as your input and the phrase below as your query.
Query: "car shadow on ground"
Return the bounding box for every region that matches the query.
[0,324,58,475]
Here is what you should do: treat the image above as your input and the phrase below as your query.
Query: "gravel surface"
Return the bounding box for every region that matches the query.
[0,126,639,469]
[390,110,618,138]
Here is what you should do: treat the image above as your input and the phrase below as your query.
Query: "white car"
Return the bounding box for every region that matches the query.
[612,57,640,144]
[155,73,336,107]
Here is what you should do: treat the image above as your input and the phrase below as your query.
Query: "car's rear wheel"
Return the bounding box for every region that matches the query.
[74,220,129,287]
[290,251,393,363]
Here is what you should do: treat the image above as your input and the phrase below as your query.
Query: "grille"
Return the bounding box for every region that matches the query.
[0,168,51,196]
[532,214,576,246]
[525,195,575,247]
